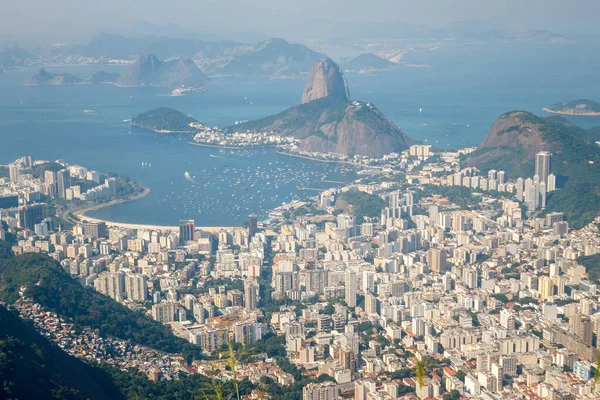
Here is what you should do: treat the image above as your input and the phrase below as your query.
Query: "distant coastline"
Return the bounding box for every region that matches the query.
[542,107,600,117]
[188,141,278,150]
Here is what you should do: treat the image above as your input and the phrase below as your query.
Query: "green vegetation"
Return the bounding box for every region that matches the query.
[132,107,199,133]
[577,253,600,283]
[545,99,600,115]
[0,253,202,361]
[352,103,397,135]
[466,112,600,228]
[31,161,63,178]
[254,357,335,400]
[229,96,348,134]
[0,304,250,400]
[0,305,123,400]
[337,190,386,223]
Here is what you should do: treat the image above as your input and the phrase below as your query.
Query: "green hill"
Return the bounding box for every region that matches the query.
[26,68,83,86]
[544,99,600,117]
[0,305,123,399]
[132,107,199,133]
[464,111,600,228]
[342,53,397,72]
[0,253,202,361]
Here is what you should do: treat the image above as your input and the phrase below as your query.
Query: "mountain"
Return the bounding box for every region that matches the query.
[26,68,83,85]
[67,33,239,60]
[210,38,324,78]
[116,54,209,87]
[341,53,397,72]
[230,58,411,157]
[132,107,200,133]
[65,34,320,78]
[543,99,600,117]
[0,252,202,361]
[0,46,39,68]
[90,70,121,84]
[301,57,350,104]
[464,111,600,228]
[0,305,124,400]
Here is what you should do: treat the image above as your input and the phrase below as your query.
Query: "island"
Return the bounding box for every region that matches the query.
[25,68,83,86]
[131,107,201,133]
[543,99,600,116]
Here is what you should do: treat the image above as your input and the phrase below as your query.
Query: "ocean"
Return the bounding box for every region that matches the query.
[0,42,599,226]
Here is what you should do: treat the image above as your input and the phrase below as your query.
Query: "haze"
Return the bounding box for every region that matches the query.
[2,0,600,44]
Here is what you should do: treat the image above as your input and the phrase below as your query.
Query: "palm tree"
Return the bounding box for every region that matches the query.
[415,360,425,399]
[228,342,241,400]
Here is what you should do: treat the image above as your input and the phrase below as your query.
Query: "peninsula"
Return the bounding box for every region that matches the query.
[543,99,600,116]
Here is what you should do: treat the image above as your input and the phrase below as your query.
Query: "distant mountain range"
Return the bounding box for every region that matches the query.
[58,34,325,79]
[0,46,39,69]
[230,57,412,157]
[25,54,209,89]
[116,54,209,87]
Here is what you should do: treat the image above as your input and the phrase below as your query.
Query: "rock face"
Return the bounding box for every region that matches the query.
[117,54,209,88]
[301,58,350,104]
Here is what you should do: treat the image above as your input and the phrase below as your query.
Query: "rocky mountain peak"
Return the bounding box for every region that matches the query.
[301,57,350,104]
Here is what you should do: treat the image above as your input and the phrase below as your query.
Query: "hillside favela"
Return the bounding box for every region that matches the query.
[2,2,600,400]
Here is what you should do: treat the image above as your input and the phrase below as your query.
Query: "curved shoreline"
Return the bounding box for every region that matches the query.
[542,107,600,117]
[70,186,239,233]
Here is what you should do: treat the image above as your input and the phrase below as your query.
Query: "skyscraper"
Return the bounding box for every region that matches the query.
[179,219,195,245]
[18,203,46,230]
[244,278,259,310]
[345,269,357,308]
[125,274,148,301]
[8,164,19,183]
[535,151,551,185]
[56,169,71,199]
[83,221,107,239]
[248,214,258,239]
[428,247,447,273]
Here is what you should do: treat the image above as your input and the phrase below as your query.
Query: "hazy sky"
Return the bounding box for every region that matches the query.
[2,0,599,43]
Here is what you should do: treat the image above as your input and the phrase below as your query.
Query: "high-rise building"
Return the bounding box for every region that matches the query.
[18,203,46,230]
[428,247,447,273]
[345,269,357,308]
[179,219,195,245]
[244,278,259,310]
[125,274,148,301]
[56,169,71,199]
[303,382,338,400]
[8,164,19,184]
[83,221,107,239]
[152,302,177,323]
[248,214,258,239]
[535,151,551,185]
[547,173,556,191]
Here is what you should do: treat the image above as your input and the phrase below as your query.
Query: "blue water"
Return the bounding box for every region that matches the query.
[0,43,599,225]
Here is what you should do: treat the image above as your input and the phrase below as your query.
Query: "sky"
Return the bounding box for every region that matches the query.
[1,0,599,43]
